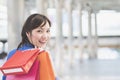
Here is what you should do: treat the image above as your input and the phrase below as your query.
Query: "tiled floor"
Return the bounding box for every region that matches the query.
[61,76,120,80]
[0,57,120,80]
[58,59,120,80]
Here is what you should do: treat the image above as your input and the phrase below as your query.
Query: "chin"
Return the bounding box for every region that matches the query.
[39,44,46,49]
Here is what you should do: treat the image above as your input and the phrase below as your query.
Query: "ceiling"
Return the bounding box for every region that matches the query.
[77,0,120,12]
[26,0,120,12]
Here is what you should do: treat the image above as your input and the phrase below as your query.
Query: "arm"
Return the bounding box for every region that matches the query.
[2,49,17,80]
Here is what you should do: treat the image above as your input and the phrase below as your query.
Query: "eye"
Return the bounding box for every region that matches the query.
[47,29,50,33]
[37,29,43,33]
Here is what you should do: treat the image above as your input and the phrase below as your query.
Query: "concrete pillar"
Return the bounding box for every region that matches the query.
[66,0,73,66]
[87,6,97,59]
[93,12,98,58]
[48,0,54,8]
[54,0,63,75]
[78,4,84,62]
[7,0,25,51]
[36,0,46,14]
[86,6,94,59]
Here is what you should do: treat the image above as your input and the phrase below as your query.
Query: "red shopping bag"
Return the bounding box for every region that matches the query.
[0,49,42,75]
[6,59,40,80]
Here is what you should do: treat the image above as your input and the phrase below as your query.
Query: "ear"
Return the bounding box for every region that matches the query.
[26,32,32,43]
[26,32,30,38]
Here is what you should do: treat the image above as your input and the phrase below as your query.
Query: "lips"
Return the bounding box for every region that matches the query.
[39,41,46,44]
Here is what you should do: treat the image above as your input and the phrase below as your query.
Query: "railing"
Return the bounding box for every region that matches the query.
[0,36,120,60]
[0,39,7,59]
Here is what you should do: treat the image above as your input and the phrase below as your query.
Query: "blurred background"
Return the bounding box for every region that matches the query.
[0,0,120,80]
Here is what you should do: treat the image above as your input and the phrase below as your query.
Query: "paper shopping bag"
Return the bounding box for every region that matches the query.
[37,51,55,80]
[6,59,40,80]
[0,49,40,75]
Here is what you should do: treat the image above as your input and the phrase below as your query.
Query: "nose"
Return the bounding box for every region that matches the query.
[41,33,49,41]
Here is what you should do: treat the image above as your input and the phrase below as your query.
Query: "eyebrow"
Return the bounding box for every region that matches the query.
[38,26,50,30]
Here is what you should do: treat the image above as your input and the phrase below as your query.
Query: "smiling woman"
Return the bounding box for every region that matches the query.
[2,13,57,80]
[26,18,51,48]
[17,14,51,49]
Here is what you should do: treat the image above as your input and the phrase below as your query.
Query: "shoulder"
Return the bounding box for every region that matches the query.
[7,49,17,59]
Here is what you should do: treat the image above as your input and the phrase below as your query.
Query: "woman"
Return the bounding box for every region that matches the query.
[2,13,57,80]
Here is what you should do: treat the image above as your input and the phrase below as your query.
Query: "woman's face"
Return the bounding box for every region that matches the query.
[27,22,51,48]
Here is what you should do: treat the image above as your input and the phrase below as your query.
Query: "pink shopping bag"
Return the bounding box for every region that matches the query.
[6,59,40,80]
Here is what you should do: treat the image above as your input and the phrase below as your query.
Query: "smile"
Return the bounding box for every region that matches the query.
[39,41,46,44]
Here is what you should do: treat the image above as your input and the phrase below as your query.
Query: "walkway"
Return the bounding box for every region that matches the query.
[0,57,120,80]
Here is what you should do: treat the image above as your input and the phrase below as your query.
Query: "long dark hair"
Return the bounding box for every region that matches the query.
[17,13,51,49]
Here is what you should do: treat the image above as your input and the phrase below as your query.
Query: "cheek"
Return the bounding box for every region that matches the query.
[46,34,51,40]
[32,34,41,40]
